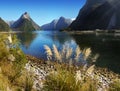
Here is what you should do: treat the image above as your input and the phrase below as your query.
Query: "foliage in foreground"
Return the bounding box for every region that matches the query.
[0,34,33,91]
[43,44,120,91]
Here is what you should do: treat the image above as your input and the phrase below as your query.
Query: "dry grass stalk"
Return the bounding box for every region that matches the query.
[86,65,95,75]
[53,44,61,62]
[92,54,99,62]
[66,46,73,60]
[83,48,91,60]
[44,45,52,60]
[75,46,81,62]
[75,70,82,84]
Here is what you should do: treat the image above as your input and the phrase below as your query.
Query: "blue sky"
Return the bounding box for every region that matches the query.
[0,0,86,25]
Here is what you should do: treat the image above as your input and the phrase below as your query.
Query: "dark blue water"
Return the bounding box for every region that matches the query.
[17,31,120,73]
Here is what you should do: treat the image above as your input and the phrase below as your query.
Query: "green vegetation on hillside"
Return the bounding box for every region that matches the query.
[18,19,36,31]
[0,18,11,31]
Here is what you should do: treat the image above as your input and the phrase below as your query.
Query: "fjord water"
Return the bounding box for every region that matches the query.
[17,31,120,73]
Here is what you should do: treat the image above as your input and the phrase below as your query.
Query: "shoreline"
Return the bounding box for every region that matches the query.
[0,31,23,34]
[25,55,120,91]
[0,30,120,34]
[26,55,120,75]
[63,29,120,34]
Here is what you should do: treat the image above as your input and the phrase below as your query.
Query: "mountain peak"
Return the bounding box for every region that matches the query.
[21,12,30,20]
[24,12,28,15]
[59,16,65,20]
[11,12,40,31]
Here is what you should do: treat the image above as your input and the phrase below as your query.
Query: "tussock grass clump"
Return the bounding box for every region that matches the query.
[42,64,97,91]
[44,44,92,66]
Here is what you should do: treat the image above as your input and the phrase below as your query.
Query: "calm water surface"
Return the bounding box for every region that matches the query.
[17,31,120,73]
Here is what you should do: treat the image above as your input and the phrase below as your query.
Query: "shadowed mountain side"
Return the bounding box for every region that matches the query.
[41,20,58,30]
[41,17,73,30]
[69,0,120,30]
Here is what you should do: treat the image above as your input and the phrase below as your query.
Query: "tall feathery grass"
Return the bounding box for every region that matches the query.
[43,44,99,91]
[44,44,91,66]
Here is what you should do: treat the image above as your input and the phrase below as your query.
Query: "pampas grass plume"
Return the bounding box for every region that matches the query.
[44,45,52,60]
[53,44,61,62]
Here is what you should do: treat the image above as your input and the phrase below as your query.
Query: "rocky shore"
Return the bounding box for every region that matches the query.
[25,55,120,91]
[25,55,56,91]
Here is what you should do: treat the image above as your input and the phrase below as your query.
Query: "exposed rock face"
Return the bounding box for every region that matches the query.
[70,0,120,30]
[0,18,11,31]
[11,12,40,31]
[41,17,73,30]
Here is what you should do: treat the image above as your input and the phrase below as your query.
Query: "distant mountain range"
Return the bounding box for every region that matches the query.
[2,0,120,32]
[11,12,40,31]
[41,17,74,30]
[70,0,120,30]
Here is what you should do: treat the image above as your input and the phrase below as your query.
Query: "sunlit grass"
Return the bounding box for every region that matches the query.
[42,63,98,91]
[0,34,33,91]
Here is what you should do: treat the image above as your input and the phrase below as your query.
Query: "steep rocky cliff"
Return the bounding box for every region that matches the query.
[70,0,120,30]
